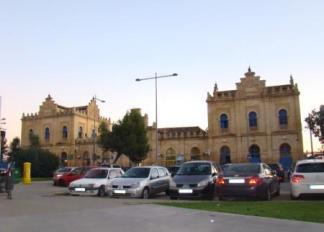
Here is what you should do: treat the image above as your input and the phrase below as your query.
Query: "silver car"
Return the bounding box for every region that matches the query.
[107,166,171,199]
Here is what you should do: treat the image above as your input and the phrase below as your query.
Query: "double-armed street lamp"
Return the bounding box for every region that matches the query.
[92,95,105,165]
[135,73,178,164]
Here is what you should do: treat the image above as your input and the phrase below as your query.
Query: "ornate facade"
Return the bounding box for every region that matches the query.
[21,95,129,167]
[21,69,304,170]
[145,69,303,170]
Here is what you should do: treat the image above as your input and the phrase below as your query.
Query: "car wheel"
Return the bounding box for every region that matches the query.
[98,186,106,197]
[142,188,150,199]
[58,180,65,187]
[262,187,271,201]
[275,186,280,196]
[290,194,299,200]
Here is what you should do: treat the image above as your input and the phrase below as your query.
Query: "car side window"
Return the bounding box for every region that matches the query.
[158,168,166,177]
[71,168,82,175]
[151,168,159,179]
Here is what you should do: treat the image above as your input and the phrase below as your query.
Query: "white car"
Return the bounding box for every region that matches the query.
[69,167,124,197]
[290,159,324,200]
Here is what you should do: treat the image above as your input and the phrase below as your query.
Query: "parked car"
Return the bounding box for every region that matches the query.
[107,166,171,199]
[267,163,285,182]
[55,166,95,187]
[216,163,280,200]
[168,161,220,200]
[53,167,76,186]
[167,165,180,177]
[68,167,124,197]
[290,159,324,200]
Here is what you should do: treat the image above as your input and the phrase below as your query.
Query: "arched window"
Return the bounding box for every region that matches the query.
[78,126,83,138]
[280,143,291,157]
[45,127,50,140]
[220,114,229,129]
[278,109,288,127]
[220,146,231,165]
[248,144,261,163]
[190,147,201,160]
[29,129,34,136]
[249,111,258,128]
[62,126,68,139]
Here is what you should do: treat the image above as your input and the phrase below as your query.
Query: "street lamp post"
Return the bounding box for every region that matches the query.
[92,95,105,165]
[135,73,178,164]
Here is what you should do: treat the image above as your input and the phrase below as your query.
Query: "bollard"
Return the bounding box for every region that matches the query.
[23,162,32,184]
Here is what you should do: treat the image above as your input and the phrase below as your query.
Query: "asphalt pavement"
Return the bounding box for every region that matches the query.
[0,181,323,232]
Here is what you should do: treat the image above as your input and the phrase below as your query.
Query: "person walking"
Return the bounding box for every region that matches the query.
[0,158,14,199]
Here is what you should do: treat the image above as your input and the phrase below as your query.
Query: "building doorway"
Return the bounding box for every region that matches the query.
[279,143,292,171]
[220,146,231,165]
[248,145,261,163]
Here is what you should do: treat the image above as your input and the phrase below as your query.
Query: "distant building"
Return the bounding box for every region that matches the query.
[21,95,129,167]
[145,68,304,170]
[21,69,304,170]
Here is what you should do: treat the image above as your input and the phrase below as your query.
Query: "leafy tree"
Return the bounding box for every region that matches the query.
[97,109,150,165]
[305,108,324,143]
[10,136,59,177]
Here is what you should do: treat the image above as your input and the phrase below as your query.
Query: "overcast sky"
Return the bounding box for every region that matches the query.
[0,0,323,152]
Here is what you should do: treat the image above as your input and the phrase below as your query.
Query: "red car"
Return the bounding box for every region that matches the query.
[55,166,95,187]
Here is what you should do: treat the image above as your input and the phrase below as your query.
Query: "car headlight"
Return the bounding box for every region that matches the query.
[131,182,141,188]
[169,179,177,187]
[56,174,62,178]
[197,179,210,187]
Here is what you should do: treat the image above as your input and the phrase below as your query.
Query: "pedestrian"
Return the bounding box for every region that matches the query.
[0,157,14,199]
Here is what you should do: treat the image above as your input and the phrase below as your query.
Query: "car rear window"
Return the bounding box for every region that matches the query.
[177,163,211,175]
[296,163,324,173]
[84,169,108,178]
[222,164,260,175]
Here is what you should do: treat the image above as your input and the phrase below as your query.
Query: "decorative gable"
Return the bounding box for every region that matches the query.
[39,95,58,117]
[236,68,266,97]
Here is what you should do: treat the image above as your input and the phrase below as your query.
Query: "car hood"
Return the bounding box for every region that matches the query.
[173,175,211,184]
[70,178,107,186]
[111,177,147,185]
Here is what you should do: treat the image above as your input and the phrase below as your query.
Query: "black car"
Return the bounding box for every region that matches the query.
[216,163,280,200]
[169,161,220,200]
[267,163,285,182]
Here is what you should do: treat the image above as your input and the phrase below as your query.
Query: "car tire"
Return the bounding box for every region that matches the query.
[290,194,299,200]
[142,187,150,199]
[98,186,106,197]
[262,187,271,201]
[275,186,280,196]
[58,180,65,187]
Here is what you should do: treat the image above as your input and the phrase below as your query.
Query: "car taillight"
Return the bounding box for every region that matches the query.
[291,174,304,184]
[247,176,263,186]
[216,177,225,185]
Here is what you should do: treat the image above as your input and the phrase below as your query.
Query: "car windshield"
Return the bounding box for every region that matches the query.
[56,167,72,173]
[177,163,211,175]
[296,163,324,173]
[222,164,260,175]
[122,168,150,178]
[84,169,108,178]
[267,164,279,170]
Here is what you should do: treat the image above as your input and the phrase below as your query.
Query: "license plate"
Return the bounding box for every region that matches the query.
[114,189,126,194]
[75,188,86,192]
[229,179,245,184]
[179,189,193,194]
[310,185,324,190]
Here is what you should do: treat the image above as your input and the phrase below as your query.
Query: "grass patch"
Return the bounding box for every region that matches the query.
[157,201,324,224]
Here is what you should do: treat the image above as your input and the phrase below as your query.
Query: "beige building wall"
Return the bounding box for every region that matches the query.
[21,95,129,167]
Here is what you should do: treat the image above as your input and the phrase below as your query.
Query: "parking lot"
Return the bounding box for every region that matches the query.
[2,181,324,232]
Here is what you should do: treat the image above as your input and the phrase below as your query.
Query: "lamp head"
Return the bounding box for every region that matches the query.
[172,73,178,76]
[135,78,141,82]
